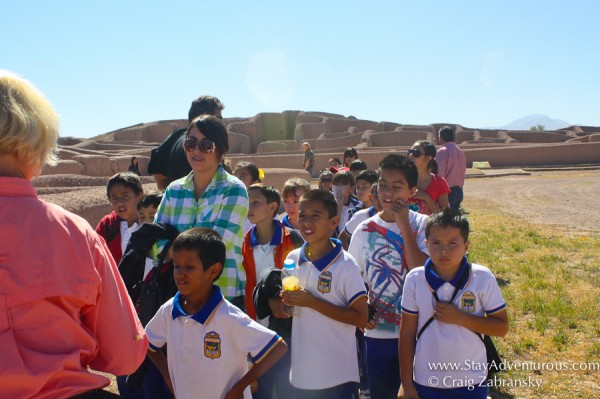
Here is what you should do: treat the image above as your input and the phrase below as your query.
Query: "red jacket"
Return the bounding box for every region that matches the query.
[95,211,123,265]
[242,220,300,320]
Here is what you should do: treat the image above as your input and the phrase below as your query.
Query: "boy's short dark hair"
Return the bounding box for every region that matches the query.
[378,154,418,188]
[137,191,164,210]
[425,208,470,242]
[300,189,338,218]
[172,227,226,281]
[438,126,455,142]
[188,95,224,122]
[332,170,356,186]
[282,178,311,199]
[371,182,378,196]
[106,172,143,199]
[349,159,368,172]
[355,170,378,185]
[248,184,281,218]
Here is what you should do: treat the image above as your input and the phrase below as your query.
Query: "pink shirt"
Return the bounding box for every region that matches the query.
[435,142,466,187]
[0,177,148,398]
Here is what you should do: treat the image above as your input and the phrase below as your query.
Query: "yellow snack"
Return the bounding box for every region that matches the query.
[282,276,300,291]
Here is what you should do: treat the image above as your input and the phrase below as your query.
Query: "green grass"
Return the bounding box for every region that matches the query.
[464,198,600,398]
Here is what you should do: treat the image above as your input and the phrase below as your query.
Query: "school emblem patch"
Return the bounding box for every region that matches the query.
[318,271,332,293]
[461,291,476,313]
[204,331,221,359]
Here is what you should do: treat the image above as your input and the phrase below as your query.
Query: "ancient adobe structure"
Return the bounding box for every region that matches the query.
[36,111,600,226]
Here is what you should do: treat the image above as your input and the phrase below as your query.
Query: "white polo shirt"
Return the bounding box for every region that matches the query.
[285,239,367,389]
[401,259,506,388]
[146,286,282,399]
[343,206,376,235]
[348,211,428,339]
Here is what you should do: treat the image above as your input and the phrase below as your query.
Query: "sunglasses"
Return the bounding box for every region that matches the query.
[184,137,216,153]
[320,177,333,183]
[408,149,424,157]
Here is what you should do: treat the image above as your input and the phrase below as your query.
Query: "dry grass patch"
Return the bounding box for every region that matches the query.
[464,197,600,398]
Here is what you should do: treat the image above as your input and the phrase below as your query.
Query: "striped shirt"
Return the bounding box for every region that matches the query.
[154,165,248,299]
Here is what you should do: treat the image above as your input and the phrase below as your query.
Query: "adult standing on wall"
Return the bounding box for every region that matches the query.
[147,95,224,190]
[302,141,315,177]
[435,126,467,210]
[0,70,147,398]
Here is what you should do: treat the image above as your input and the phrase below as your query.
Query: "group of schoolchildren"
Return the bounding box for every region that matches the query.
[95,146,509,399]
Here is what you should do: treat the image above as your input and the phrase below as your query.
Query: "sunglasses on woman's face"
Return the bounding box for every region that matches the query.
[183,137,216,153]
[408,149,423,158]
[320,177,333,183]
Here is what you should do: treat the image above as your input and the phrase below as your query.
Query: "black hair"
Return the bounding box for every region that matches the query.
[328,157,342,166]
[332,170,356,186]
[234,161,261,183]
[188,95,224,122]
[343,147,358,159]
[248,183,281,218]
[300,189,338,218]
[106,172,143,199]
[186,115,229,159]
[137,191,164,210]
[355,170,378,185]
[378,154,418,188]
[370,182,378,195]
[438,126,455,143]
[414,140,438,172]
[425,208,470,242]
[130,156,137,164]
[349,159,368,172]
[172,227,226,281]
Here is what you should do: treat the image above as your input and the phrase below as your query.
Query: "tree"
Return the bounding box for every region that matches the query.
[529,124,545,131]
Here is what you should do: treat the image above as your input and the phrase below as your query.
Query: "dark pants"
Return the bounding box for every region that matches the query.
[365,337,400,399]
[70,390,120,399]
[253,341,296,399]
[414,382,488,399]
[295,382,359,399]
[116,361,173,399]
[448,186,464,210]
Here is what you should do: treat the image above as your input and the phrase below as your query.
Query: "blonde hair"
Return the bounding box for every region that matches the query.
[0,70,59,168]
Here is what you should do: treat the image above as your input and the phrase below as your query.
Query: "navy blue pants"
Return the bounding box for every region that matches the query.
[116,361,173,399]
[253,341,297,399]
[448,186,464,210]
[365,337,400,399]
[295,381,358,399]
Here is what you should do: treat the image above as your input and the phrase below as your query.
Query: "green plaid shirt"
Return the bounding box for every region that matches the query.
[154,165,248,299]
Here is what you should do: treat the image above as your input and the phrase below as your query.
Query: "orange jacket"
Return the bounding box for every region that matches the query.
[242,220,299,320]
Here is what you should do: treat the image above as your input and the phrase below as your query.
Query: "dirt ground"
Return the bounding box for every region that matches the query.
[463,169,600,234]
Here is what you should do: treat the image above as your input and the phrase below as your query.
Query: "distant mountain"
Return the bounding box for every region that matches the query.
[495,114,571,131]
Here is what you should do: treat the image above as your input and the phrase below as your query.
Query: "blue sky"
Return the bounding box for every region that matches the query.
[2,1,598,138]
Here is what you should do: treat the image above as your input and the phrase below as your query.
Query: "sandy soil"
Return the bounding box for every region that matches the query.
[463,169,600,233]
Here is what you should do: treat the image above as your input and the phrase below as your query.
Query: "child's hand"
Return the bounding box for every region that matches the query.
[281,287,314,308]
[398,383,420,399]
[433,302,464,325]
[391,198,410,222]
[268,297,290,318]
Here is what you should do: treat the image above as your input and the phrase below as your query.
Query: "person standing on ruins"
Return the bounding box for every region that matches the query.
[435,126,466,210]
[148,95,224,190]
[302,141,315,177]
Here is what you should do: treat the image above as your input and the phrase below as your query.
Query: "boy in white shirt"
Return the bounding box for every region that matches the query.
[282,189,369,398]
[348,154,429,399]
[145,228,287,399]
[399,209,509,399]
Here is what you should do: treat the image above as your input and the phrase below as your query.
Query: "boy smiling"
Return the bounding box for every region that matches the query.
[282,189,368,398]
[348,154,429,399]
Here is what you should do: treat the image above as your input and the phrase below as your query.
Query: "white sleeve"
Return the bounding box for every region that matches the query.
[401,269,419,315]
[232,315,282,364]
[348,224,366,275]
[342,256,368,306]
[145,302,170,351]
[414,214,429,256]
[480,270,506,315]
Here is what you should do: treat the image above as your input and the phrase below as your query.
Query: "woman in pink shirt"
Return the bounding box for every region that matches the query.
[0,70,148,398]
[407,140,450,215]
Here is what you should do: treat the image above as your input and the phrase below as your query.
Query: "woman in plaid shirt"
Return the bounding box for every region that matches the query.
[154,115,248,309]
